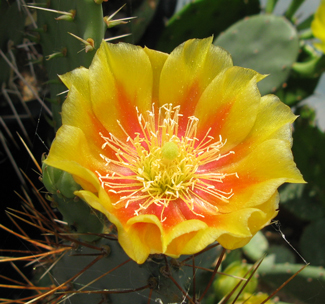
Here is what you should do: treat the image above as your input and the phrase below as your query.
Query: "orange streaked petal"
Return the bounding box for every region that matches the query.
[159,37,233,120]
[215,139,304,214]
[59,66,114,158]
[60,85,113,157]
[89,41,153,137]
[195,66,265,150]
[207,94,297,170]
[235,94,296,152]
[227,138,304,185]
[120,215,163,264]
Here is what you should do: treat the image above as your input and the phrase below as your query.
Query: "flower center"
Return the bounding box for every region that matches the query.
[97,104,238,222]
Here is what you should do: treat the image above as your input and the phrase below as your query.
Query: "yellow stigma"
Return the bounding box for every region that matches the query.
[97,104,237,222]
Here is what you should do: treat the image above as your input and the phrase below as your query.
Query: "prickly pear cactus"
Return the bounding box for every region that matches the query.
[3,1,325,303]
[258,261,325,304]
[37,238,221,304]
[33,0,106,129]
[300,219,325,267]
[214,14,300,95]
[276,48,325,106]
[0,0,26,83]
[156,0,260,53]
[42,163,105,242]
[119,0,160,44]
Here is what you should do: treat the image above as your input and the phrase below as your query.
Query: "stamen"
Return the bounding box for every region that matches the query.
[96,104,238,221]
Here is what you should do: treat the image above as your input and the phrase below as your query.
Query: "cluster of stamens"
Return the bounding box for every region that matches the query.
[96,104,238,222]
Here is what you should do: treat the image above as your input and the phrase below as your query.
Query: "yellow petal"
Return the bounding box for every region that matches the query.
[77,189,153,264]
[76,187,112,215]
[61,85,109,154]
[230,138,304,183]
[89,41,153,137]
[143,47,168,103]
[194,66,265,150]
[249,94,296,143]
[59,67,89,92]
[312,1,325,51]
[217,192,279,249]
[44,125,102,192]
[59,65,114,158]
[166,225,218,256]
[219,94,297,164]
[159,37,233,117]
[314,42,325,53]
[120,215,163,264]
[217,138,304,214]
[163,219,208,253]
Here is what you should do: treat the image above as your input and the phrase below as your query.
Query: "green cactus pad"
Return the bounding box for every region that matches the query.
[221,248,242,270]
[0,1,26,83]
[266,245,296,264]
[276,54,325,106]
[280,183,325,221]
[42,163,104,242]
[243,231,269,262]
[42,239,221,303]
[42,162,82,198]
[214,14,299,95]
[119,0,160,44]
[300,219,325,267]
[51,193,105,242]
[156,0,259,53]
[258,262,325,304]
[276,76,321,106]
[281,106,325,221]
[35,0,106,129]
[36,0,105,71]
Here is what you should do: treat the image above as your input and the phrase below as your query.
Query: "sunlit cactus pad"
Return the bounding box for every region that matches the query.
[214,14,299,95]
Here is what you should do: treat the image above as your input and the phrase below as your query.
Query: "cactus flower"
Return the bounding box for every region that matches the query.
[45,38,304,264]
[213,261,258,302]
[312,0,325,53]
[234,293,274,304]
